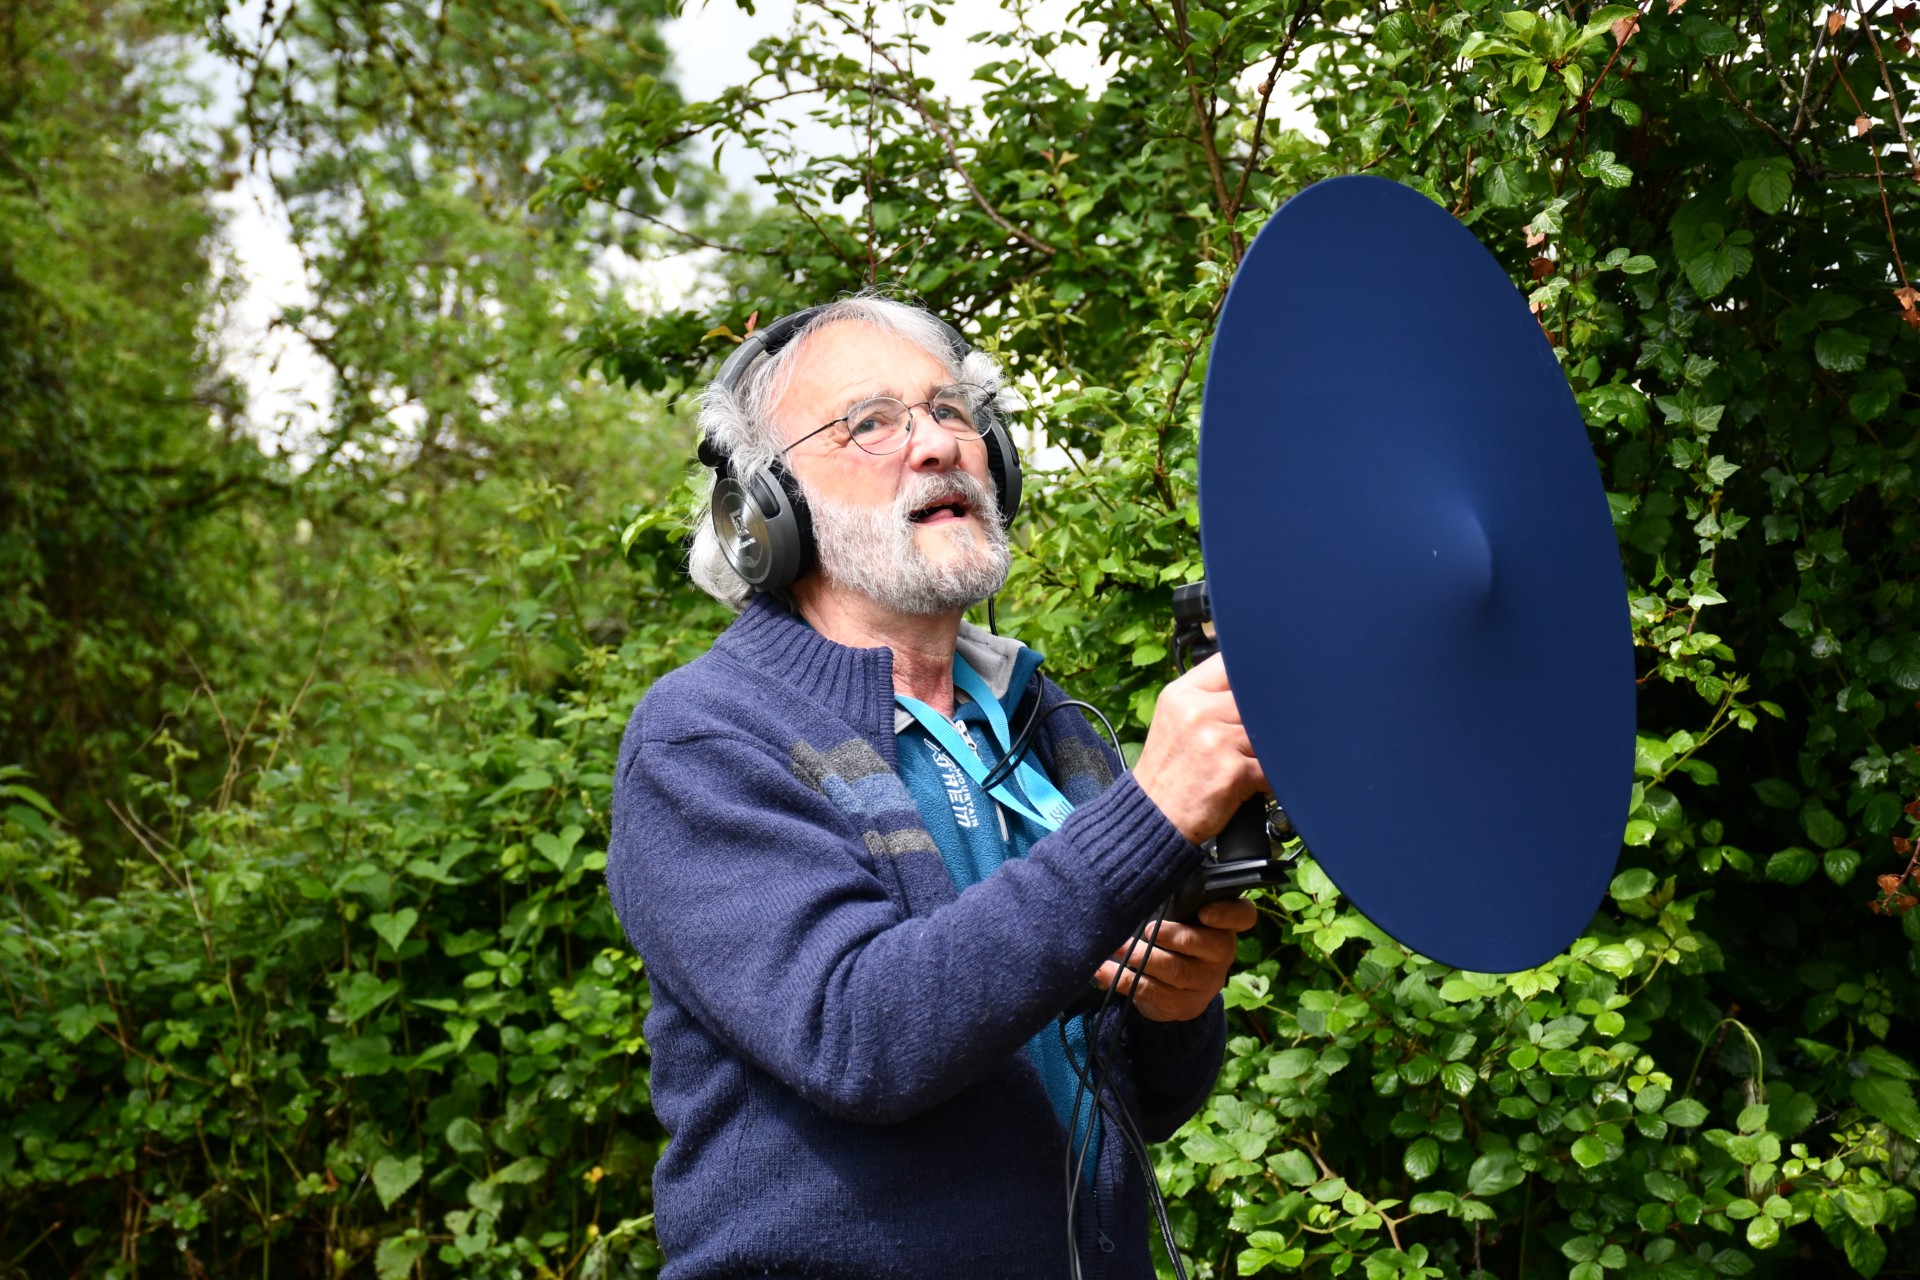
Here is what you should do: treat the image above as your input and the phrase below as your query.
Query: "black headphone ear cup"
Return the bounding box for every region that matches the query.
[711,460,815,591]
[980,420,1022,527]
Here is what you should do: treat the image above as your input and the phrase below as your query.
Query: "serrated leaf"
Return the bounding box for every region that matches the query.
[1747,163,1792,213]
[373,1154,423,1208]
[1852,1075,1920,1138]
[369,908,418,951]
[375,1234,431,1280]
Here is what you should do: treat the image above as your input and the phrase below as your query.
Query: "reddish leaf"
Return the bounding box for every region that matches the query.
[1855,114,1873,136]
[1531,256,1556,280]
[1829,8,1847,33]
[1613,15,1640,43]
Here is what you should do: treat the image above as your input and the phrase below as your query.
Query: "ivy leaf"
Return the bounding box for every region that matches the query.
[372,1154,423,1208]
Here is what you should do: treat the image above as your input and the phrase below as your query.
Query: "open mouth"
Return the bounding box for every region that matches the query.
[908,497,972,524]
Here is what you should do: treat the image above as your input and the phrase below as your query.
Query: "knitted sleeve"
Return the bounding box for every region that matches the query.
[609,721,1200,1125]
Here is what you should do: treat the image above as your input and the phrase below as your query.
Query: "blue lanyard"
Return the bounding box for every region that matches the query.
[896,655,1076,832]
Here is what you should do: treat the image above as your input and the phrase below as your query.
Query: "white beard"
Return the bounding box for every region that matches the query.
[805,469,1011,616]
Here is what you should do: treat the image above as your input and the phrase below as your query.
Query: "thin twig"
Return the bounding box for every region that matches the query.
[1704,58,1798,156]
[1225,4,1321,231]
[612,204,782,257]
[1168,0,1239,257]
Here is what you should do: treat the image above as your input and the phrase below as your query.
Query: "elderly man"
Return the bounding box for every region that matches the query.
[606,294,1266,1279]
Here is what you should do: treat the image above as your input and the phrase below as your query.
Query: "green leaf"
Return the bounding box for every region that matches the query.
[1610,868,1657,901]
[1570,1135,1608,1167]
[375,1233,431,1280]
[1747,162,1792,213]
[1752,779,1799,809]
[1824,847,1861,884]
[1815,329,1870,372]
[446,1116,486,1155]
[531,824,584,873]
[1801,804,1846,849]
[372,1154,423,1208]
[369,908,419,951]
[1686,244,1742,298]
[1664,1098,1710,1127]
[1404,1137,1440,1180]
[1466,1149,1524,1197]
[328,1034,396,1077]
[1269,1149,1318,1186]
[1765,847,1817,885]
[1859,1047,1919,1080]
[491,1155,549,1184]
[1579,150,1633,188]
[1852,1075,1920,1138]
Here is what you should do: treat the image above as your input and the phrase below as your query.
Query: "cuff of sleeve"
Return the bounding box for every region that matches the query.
[1124,995,1225,1073]
[1063,772,1201,921]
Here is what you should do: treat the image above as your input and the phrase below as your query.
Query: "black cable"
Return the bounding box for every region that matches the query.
[1062,901,1190,1280]
[980,696,1123,795]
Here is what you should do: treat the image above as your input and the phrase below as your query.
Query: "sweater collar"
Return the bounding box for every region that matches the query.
[715,594,899,743]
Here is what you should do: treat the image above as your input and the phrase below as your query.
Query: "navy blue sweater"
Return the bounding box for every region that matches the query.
[606,595,1224,1279]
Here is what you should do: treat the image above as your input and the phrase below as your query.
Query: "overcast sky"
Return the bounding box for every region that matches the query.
[211,0,1302,444]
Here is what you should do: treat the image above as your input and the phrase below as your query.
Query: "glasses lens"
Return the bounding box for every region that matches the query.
[844,398,912,454]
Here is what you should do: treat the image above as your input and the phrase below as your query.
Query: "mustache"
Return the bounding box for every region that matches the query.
[893,469,998,522]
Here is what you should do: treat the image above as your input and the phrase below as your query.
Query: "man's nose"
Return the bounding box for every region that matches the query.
[901,405,962,470]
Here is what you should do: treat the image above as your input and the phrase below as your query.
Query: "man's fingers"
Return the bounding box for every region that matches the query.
[1196,898,1258,931]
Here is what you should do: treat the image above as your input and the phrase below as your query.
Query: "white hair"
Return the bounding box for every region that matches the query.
[687,292,1018,609]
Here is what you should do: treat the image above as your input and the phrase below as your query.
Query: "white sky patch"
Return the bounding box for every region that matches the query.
[211,160,333,464]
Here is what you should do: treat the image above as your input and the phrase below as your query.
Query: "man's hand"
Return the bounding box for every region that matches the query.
[1130,653,1266,844]
[1092,899,1259,1022]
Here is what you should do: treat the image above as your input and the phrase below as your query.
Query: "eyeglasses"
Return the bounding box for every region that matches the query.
[781,385,992,457]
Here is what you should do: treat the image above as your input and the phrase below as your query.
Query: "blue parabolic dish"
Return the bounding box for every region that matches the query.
[1199,175,1636,973]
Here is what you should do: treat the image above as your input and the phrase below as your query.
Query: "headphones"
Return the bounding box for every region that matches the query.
[699,305,1024,594]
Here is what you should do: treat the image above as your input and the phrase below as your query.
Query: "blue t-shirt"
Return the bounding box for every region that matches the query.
[893,652,1101,1157]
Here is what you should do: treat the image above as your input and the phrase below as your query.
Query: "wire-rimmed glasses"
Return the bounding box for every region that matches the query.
[781,384,992,457]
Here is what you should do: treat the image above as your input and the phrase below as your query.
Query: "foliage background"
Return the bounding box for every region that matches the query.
[3,0,1919,1275]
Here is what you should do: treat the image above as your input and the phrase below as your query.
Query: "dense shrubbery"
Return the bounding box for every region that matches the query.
[5,0,1920,1275]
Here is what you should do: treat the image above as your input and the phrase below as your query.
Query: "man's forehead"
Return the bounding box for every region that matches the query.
[778,322,954,416]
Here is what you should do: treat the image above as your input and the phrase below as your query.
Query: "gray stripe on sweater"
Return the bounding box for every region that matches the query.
[790,739,892,791]
[863,828,939,857]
